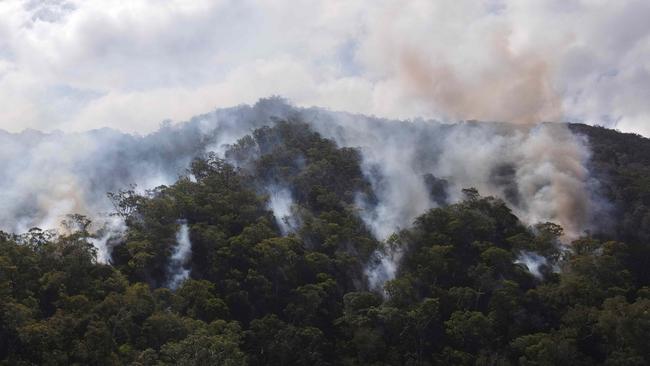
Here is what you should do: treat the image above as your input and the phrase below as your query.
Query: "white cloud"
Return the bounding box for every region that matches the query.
[0,0,649,135]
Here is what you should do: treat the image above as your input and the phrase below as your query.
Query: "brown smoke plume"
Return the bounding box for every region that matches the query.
[390,28,588,240]
[515,123,590,239]
[398,30,563,124]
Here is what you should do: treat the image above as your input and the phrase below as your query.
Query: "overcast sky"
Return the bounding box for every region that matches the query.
[1,0,649,136]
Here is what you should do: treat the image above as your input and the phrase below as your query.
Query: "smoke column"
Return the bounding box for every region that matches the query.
[90,216,127,264]
[515,251,548,279]
[168,221,192,290]
[266,186,297,236]
[365,244,403,292]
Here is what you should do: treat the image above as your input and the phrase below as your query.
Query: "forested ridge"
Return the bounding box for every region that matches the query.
[1,120,650,365]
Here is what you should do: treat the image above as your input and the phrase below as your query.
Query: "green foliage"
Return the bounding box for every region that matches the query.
[1,121,649,365]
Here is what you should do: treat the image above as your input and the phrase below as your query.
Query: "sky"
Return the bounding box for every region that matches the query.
[0,0,649,136]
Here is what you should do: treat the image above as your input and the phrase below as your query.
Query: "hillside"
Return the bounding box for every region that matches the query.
[1,116,650,365]
[569,124,650,286]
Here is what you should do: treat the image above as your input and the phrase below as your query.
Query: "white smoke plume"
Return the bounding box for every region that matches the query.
[90,215,127,264]
[167,221,192,290]
[515,251,549,279]
[365,242,403,293]
[266,186,298,236]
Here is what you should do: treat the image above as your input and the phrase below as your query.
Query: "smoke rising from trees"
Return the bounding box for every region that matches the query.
[167,221,192,290]
[0,99,600,285]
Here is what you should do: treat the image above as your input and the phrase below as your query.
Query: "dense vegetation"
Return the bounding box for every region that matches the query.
[1,120,649,365]
[570,124,650,286]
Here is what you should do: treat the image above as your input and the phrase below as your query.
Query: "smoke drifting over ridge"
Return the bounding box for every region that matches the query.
[303,109,593,240]
[0,104,282,234]
[0,99,598,267]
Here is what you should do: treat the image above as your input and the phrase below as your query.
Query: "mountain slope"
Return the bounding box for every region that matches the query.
[1,117,650,365]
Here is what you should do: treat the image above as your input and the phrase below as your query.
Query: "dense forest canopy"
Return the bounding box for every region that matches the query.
[1,118,650,365]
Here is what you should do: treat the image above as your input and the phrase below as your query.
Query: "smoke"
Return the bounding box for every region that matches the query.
[3,1,650,138]
[0,103,276,235]
[398,42,562,125]
[266,186,298,236]
[89,215,127,264]
[303,110,593,240]
[515,251,548,279]
[352,130,432,240]
[167,221,192,290]
[0,98,600,290]
[365,242,403,293]
[514,124,591,238]
[298,108,594,288]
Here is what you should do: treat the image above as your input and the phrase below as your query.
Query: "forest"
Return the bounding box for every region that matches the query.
[1,119,650,365]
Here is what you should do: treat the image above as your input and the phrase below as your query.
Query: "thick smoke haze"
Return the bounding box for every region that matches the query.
[0,100,600,268]
[303,110,594,240]
[0,104,282,234]
[1,1,649,136]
